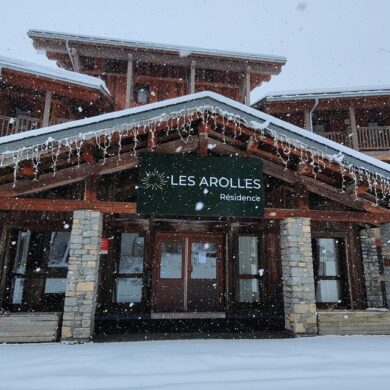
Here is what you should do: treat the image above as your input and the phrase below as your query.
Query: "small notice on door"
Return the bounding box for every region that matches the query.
[198,252,207,263]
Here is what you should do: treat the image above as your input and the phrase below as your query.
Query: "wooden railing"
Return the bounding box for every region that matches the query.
[315,131,353,147]
[316,127,390,151]
[0,115,70,137]
[357,126,390,151]
[0,115,42,137]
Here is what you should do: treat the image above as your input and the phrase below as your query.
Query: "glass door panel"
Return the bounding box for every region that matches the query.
[187,238,223,312]
[191,242,217,279]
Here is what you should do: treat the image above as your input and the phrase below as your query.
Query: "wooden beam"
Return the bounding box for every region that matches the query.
[42,91,52,127]
[0,197,387,224]
[198,123,208,156]
[125,54,133,109]
[264,208,390,224]
[0,198,137,214]
[189,60,196,94]
[38,44,282,75]
[0,153,139,197]
[84,176,98,202]
[349,106,359,150]
[70,48,81,72]
[245,66,251,106]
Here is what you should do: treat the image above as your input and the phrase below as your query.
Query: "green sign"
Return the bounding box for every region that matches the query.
[137,153,264,218]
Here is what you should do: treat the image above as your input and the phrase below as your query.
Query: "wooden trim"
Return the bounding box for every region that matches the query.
[125,54,133,109]
[0,198,136,214]
[0,197,387,223]
[42,91,52,128]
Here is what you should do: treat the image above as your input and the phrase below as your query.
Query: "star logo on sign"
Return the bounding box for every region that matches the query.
[141,169,168,190]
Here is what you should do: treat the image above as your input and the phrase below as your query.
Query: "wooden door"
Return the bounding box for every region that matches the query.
[153,233,224,313]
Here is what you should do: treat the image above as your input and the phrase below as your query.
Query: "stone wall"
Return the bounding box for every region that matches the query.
[61,210,103,341]
[280,217,317,335]
[380,224,390,307]
[360,228,384,308]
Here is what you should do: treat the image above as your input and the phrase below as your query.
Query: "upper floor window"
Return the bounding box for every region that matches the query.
[135,85,150,104]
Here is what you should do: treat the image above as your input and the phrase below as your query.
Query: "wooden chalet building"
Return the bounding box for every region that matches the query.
[0,91,389,342]
[0,30,389,343]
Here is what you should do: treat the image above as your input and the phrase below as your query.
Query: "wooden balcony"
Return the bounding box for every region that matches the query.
[316,127,390,153]
[0,115,70,137]
[357,126,390,151]
[316,131,353,148]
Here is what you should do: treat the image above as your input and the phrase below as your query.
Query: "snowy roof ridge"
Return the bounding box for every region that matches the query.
[0,91,389,180]
[0,54,111,96]
[28,29,287,64]
[253,85,390,105]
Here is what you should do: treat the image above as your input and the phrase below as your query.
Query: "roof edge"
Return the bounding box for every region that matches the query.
[28,29,287,65]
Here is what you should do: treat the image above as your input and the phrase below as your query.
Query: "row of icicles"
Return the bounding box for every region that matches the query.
[0,105,389,205]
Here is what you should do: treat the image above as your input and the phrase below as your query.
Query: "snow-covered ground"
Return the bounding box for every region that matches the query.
[1,336,390,390]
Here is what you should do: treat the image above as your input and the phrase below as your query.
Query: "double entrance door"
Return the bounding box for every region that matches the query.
[153,233,224,313]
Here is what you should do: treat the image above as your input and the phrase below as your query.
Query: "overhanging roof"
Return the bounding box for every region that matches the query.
[28,29,287,65]
[253,85,390,106]
[0,54,111,97]
[0,91,389,180]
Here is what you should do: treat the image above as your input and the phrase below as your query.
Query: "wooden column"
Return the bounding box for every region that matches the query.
[71,48,81,72]
[125,54,134,109]
[198,123,209,155]
[189,60,196,94]
[304,109,311,130]
[349,107,359,150]
[84,176,98,202]
[42,91,52,128]
[245,66,251,106]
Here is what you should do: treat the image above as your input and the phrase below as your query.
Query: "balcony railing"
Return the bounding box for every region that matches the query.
[0,115,70,137]
[357,126,390,151]
[316,127,390,152]
[315,131,353,148]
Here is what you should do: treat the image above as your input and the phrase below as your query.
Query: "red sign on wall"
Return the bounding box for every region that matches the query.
[100,237,109,254]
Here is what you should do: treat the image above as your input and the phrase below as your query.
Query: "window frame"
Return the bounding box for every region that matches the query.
[233,233,265,309]
[312,235,351,309]
[2,228,71,312]
[112,231,147,308]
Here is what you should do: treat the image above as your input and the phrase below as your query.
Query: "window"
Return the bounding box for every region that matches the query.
[237,236,263,303]
[135,85,150,104]
[312,238,349,306]
[7,230,70,310]
[114,233,144,303]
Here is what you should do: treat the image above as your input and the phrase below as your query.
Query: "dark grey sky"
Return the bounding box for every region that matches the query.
[1,0,389,103]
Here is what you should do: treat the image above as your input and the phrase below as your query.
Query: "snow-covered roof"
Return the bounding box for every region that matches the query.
[253,85,390,105]
[0,55,111,96]
[0,91,389,180]
[28,29,287,64]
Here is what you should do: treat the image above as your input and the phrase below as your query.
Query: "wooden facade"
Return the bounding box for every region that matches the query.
[28,30,286,109]
[0,92,389,340]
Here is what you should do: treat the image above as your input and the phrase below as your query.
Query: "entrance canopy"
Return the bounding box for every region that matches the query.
[0,91,389,222]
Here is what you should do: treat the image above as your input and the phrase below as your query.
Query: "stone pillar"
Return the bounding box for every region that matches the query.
[380,224,390,307]
[280,218,317,335]
[61,210,103,341]
[360,228,384,308]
